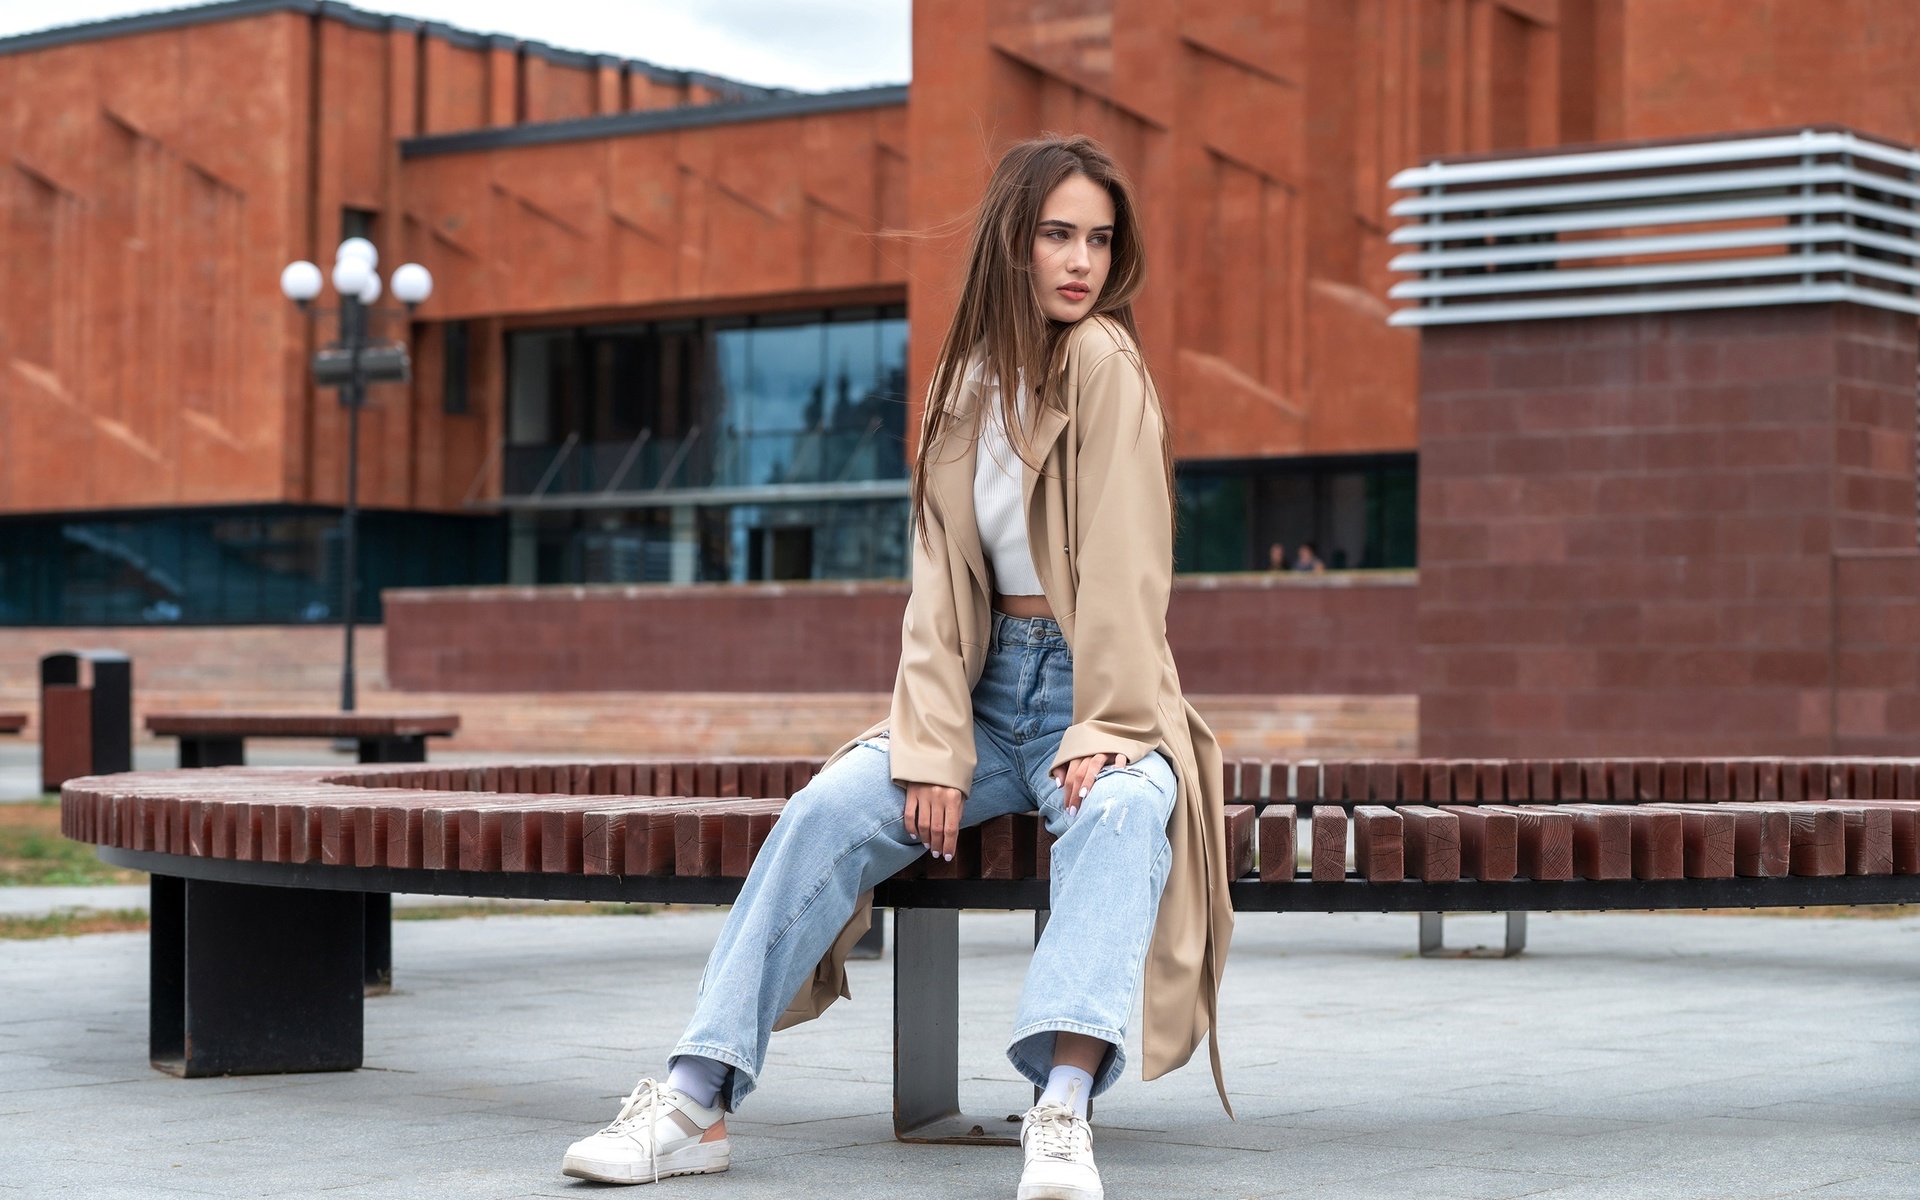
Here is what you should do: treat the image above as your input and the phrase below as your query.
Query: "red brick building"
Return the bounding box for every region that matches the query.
[4,1,1920,762]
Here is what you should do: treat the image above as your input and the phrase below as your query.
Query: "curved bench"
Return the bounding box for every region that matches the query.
[61,755,1920,1144]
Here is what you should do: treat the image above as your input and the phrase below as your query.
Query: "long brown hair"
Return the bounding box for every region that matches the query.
[912,134,1171,532]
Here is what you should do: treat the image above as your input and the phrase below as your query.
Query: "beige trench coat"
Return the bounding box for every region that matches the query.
[776,316,1234,1112]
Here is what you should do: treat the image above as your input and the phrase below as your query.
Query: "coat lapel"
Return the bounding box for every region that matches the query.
[1019,403,1070,520]
[925,378,990,591]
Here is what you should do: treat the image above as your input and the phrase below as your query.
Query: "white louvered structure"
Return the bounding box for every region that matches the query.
[1386,128,1920,326]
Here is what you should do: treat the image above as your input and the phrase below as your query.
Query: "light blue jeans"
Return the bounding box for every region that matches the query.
[673,612,1178,1110]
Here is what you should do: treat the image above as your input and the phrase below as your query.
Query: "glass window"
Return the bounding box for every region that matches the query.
[496,306,911,586]
[507,308,908,496]
[1176,454,1417,573]
[0,507,504,626]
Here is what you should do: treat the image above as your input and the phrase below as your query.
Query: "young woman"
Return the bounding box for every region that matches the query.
[562,134,1234,1200]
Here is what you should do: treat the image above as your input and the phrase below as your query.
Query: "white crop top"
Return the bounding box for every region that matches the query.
[971,372,1045,596]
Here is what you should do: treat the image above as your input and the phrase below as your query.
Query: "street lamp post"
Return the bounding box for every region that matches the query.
[280,242,433,711]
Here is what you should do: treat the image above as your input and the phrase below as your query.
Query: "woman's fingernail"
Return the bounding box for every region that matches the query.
[943,853,953,862]
[1079,787,1089,798]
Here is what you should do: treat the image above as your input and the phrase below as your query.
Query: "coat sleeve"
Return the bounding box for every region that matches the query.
[887,506,980,795]
[1053,346,1173,772]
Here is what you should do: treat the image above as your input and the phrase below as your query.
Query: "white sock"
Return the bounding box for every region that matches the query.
[1040,1064,1094,1119]
[666,1054,728,1110]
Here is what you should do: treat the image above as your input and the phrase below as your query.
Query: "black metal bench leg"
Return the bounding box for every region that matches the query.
[364,892,393,995]
[350,739,416,993]
[178,736,245,769]
[150,876,185,1068]
[849,907,885,959]
[149,877,364,1077]
[892,908,1015,1146]
[1418,911,1527,959]
[357,735,427,764]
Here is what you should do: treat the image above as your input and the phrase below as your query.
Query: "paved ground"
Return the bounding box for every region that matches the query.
[1,907,1914,1198]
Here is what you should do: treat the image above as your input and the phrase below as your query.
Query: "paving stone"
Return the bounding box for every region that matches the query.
[0,907,1914,1197]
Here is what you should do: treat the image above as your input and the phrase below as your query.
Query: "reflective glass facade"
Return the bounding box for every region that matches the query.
[505,307,909,495]
[1175,454,1417,573]
[505,306,911,584]
[0,507,504,626]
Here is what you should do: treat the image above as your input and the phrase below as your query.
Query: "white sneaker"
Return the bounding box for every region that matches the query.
[562,1078,730,1185]
[1018,1098,1103,1200]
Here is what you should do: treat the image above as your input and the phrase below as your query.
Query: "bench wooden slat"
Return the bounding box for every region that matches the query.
[1351,805,1403,883]
[1310,806,1346,882]
[1489,806,1573,880]
[1226,804,1257,880]
[981,814,1039,881]
[1787,806,1847,876]
[1628,808,1685,880]
[1552,805,1633,880]
[1442,804,1517,881]
[1258,804,1296,882]
[1397,806,1461,883]
[922,825,982,880]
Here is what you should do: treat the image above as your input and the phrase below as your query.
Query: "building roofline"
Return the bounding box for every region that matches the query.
[400,84,908,159]
[0,0,785,100]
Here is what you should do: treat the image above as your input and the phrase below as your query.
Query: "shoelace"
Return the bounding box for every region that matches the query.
[603,1078,668,1185]
[1022,1101,1087,1162]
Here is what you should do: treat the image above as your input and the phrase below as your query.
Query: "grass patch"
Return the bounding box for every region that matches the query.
[395,902,659,920]
[0,908,148,940]
[0,799,144,887]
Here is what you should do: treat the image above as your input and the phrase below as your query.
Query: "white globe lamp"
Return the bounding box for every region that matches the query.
[331,255,372,299]
[336,236,378,268]
[279,260,323,304]
[358,273,382,305]
[390,262,433,307]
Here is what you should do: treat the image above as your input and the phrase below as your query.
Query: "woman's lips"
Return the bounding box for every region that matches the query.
[1057,284,1089,300]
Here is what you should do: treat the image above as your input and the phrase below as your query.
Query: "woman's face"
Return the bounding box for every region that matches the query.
[1031,173,1115,323]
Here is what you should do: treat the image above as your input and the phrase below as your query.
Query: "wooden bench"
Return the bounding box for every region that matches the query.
[0,712,25,734]
[143,710,461,993]
[145,711,460,768]
[60,755,1920,1145]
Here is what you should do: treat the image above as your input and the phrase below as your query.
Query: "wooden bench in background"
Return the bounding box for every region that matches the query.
[60,755,1920,1145]
[145,711,460,768]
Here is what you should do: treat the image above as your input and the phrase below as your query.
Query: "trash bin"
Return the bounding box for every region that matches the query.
[40,650,132,791]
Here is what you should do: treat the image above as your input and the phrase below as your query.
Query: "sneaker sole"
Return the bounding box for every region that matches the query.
[562,1141,730,1185]
[1017,1182,1102,1200]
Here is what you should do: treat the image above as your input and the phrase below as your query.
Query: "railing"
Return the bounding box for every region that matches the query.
[502,427,905,502]
[1387,127,1920,325]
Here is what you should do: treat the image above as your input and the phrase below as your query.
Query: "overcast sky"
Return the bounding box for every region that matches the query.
[0,0,911,91]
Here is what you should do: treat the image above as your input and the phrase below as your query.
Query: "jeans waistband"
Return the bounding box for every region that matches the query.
[990,609,1067,651]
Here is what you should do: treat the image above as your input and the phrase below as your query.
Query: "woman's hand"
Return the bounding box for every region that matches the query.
[904,782,964,861]
[1051,752,1127,815]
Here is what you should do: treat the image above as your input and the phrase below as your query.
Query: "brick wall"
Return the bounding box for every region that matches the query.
[1419,303,1919,757]
[1835,550,1920,755]
[0,624,1415,759]
[382,573,1420,696]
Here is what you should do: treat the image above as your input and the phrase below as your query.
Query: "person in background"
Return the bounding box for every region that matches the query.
[1267,541,1287,572]
[1293,543,1325,573]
